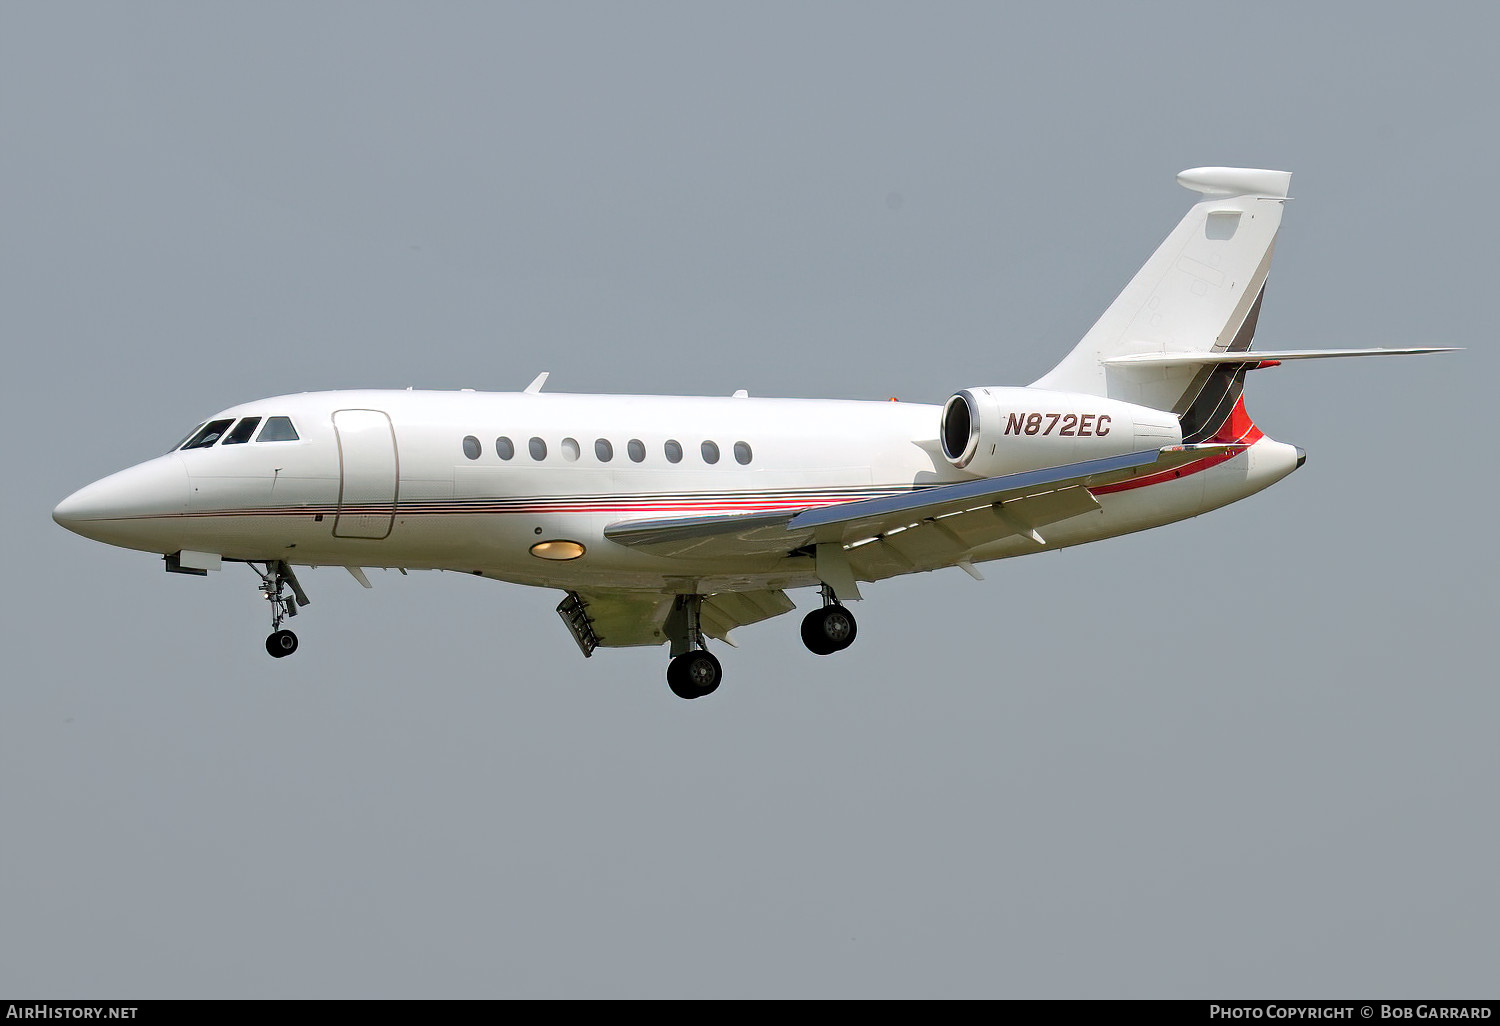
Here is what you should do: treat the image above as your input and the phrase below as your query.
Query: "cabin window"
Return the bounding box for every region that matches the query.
[257,417,300,442]
[529,437,547,461]
[701,440,720,464]
[627,439,646,463]
[664,439,683,463]
[595,439,613,462]
[496,436,515,460]
[462,435,481,460]
[734,441,753,465]
[223,417,262,445]
[561,437,581,462]
[182,419,234,449]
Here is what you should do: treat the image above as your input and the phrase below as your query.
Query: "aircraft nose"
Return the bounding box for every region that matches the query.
[53,455,190,539]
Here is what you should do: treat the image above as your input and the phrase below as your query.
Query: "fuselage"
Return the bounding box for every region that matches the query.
[52,387,1302,596]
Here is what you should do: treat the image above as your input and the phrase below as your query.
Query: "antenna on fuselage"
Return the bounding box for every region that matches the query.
[524,372,550,394]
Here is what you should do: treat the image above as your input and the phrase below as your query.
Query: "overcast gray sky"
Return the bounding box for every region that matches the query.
[3,0,1495,999]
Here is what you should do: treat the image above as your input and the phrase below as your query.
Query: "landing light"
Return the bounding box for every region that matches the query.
[530,540,586,561]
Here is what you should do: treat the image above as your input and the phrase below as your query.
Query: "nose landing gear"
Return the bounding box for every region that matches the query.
[252,560,310,658]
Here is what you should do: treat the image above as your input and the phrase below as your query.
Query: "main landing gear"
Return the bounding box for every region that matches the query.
[801,584,857,656]
[664,595,722,700]
[253,560,310,659]
[662,584,858,699]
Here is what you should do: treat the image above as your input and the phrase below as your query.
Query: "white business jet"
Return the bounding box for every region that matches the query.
[53,167,1453,698]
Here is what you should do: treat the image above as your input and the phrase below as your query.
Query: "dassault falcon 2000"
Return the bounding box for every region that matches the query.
[53,167,1454,698]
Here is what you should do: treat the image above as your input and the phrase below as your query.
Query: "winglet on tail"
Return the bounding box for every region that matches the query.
[1176,167,1291,199]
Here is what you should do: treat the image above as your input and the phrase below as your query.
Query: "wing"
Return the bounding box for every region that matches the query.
[604,445,1234,567]
[556,588,796,654]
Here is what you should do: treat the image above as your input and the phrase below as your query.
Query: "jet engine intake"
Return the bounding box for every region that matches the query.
[939,386,1181,477]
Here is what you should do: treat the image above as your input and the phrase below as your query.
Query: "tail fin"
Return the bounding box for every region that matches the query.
[1032,167,1292,435]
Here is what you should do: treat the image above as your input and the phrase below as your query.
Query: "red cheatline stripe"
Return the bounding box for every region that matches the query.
[1088,448,1247,495]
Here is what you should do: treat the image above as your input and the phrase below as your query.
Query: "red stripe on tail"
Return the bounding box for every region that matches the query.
[1211,395,1263,446]
[1091,397,1262,496]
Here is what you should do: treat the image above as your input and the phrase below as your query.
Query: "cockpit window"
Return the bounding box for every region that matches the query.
[256,416,299,442]
[170,423,206,452]
[181,419,235,449]
[223,417,262,445]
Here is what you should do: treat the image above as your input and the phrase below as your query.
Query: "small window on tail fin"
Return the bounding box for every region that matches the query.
[1206,210,1241,241]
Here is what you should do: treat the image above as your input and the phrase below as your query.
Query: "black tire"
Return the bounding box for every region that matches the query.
[666,650,722,699]
[666,658,699,699]
[266,629,299,658]
[801,606,857,655]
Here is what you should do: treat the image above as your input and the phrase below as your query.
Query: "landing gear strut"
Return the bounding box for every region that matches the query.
[801,583,857,655]
[664,594,722,699]
[253,560,310,658]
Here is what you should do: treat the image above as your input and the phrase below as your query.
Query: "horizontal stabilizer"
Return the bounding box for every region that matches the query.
[1105,347,1459,367]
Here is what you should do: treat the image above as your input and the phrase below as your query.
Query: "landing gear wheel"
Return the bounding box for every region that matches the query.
[667,650,722,699]
[266,629,299,658]
[801,605,857,655]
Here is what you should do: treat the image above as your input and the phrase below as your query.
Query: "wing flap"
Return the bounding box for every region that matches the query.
[845,482,1107,581]
[994,483,1104,542]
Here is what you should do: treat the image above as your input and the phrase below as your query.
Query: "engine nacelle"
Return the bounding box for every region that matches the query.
[939,387,1182,477]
